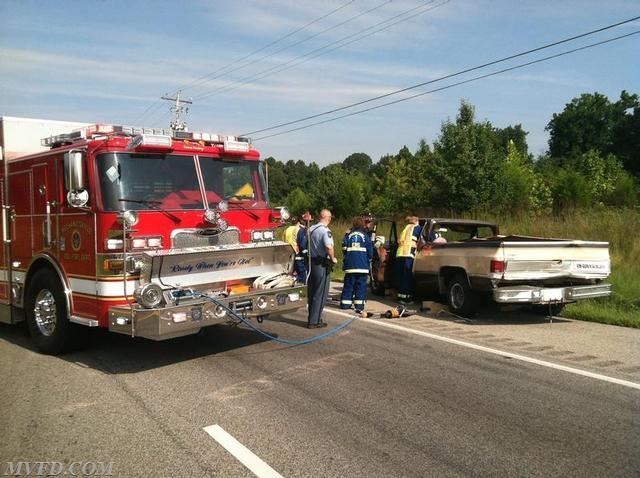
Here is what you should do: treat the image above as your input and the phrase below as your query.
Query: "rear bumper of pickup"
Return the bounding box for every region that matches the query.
[493,283,612,304]
[107,285,305,340]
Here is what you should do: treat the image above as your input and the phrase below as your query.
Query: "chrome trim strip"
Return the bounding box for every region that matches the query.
[70,315,99,327]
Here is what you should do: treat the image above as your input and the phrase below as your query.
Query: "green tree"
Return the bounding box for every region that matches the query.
[342,152,372,174]
[428,101,505,211]
[285,187,314,216]
[546,90,639,168]
[264,157,288,204]
[312,165,365,218]
[501,141,551,214]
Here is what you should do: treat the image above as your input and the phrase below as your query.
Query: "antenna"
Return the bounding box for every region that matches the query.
[161,90,193,131]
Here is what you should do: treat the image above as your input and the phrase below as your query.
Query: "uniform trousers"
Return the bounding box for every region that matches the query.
[340,273,368,312]
[294,256,308,284]
[307,261,331,325]
[396,256,415,301]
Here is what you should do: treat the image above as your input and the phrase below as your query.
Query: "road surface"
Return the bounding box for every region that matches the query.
[1,297,639,477]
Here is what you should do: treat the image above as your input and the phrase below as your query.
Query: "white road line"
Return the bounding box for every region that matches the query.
[203,424,284,478]
[325,309,640,391]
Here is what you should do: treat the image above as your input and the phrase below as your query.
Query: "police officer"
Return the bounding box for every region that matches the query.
[340,216,373,314]
[294,221,308,284]
[307,209,337,328]
[396,216,422,303]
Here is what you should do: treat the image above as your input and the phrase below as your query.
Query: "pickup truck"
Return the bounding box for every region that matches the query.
[370,218,612,316]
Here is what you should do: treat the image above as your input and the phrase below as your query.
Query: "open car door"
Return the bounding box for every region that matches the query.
[370,219,398,296]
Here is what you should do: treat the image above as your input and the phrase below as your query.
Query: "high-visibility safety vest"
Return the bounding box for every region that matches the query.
[284,225,300,252]
[342,228,373,273]
[396,224,421,259]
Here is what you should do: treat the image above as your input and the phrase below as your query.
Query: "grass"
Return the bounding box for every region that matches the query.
[324,209,640,328]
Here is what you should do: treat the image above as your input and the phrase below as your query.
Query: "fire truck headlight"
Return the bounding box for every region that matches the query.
[252,231,264,241]
[106,238,124,250]
[204,208,219,224]
[256,296,268,309]
[118,210,139,227]
[134,283,163,308]
[263,230,275,240]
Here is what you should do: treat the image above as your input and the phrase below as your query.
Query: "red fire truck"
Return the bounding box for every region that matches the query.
[0,116,304,354]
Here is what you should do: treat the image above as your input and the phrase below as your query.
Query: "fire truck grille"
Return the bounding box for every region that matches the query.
[172,229,240,249]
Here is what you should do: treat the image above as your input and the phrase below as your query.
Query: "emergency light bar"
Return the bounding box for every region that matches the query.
[41,123,252,151]
[127,133,173,151]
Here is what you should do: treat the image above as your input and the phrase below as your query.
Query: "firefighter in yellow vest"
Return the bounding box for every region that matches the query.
[395,216,422,303]
[283,217,301,253]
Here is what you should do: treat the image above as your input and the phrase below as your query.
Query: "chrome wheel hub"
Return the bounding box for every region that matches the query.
[34,289,57,336]
[450,283,465,309]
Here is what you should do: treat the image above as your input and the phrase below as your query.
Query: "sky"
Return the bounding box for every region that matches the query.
[1,0,638,166]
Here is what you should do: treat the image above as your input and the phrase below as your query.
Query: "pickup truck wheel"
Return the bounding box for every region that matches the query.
[25,269,74,355]
[447,274,476,317]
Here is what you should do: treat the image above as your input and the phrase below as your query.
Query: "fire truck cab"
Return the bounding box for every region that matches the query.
[0,116,304,354]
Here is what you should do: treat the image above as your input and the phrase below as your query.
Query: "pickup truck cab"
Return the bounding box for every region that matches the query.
[371,218,612,317]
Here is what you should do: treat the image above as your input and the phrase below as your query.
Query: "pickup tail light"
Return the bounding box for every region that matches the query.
[491,260,506,273]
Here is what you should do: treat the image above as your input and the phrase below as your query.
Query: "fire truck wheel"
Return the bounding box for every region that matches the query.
[446,273,477,318]
[25,269,73,355]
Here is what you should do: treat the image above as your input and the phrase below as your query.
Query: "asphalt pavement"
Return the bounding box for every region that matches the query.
[1,296,639,477]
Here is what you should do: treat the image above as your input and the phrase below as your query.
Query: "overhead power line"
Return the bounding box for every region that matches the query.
[129,0,357,125]
[251,30,640,141]
[241,15,640,137]
[185,0,358,94]
[193,0,447,101]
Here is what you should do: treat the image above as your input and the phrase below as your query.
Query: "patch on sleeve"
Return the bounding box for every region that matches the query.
[327,231,333,238]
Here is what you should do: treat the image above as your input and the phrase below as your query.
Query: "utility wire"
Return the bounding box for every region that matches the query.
[130,0,357,125]
[185,0,359,94]
[187,0,388,98]
[146,0,397,126]
[244,15,640,136]
[252,31,640,141]
[194,0,445,101]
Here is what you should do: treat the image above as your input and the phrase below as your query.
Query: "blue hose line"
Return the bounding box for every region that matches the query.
[194,292,358,345]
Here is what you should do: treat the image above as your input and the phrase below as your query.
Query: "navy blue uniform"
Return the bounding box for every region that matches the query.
[396,223,422,302]
[307,223,334,326]
[294,226,308,284]
[340,228,373,312]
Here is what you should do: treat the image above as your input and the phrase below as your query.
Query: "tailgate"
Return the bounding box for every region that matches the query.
[501,240,610,281]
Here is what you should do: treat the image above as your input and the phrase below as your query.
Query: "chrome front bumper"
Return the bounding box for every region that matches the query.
[108,285,305,340]
[493,283,612,304]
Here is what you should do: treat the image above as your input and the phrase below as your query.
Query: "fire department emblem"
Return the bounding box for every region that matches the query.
[71,230,82,251]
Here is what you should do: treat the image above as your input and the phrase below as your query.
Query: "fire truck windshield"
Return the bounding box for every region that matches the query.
[198,156,268,209]
[97,153,268,211]
[98,153,204,211]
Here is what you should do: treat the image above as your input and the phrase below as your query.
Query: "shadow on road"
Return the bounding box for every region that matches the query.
[0,320,301,375]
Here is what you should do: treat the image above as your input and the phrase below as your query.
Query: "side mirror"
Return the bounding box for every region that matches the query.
[64,150,89,208]
[64,150,86,192]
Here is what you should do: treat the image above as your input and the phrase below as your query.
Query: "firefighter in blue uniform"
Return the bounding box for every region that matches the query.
[294,222,308,284]
[340,216,374,314]
[396,216,421,303]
